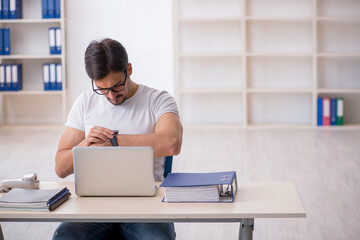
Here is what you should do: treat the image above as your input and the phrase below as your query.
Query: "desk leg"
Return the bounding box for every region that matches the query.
[239,218,254,240]
[0,224,4,240]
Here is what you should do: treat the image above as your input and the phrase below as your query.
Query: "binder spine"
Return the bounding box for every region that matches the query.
[0,29,3,55]
[323,98,330,126]
[317,97,323,126]
[3,0,10,19]
[10,0,22,19]
[55,28,61,54]
[0,65,5,91]
[0,0,3,19]
[5,64,12,90]
[336,98,344,125]
[49,63,56,90]
[55,63,62,90]
[330,98,337,125]
[3,28,11,55]
[48,0,55,18]
[43,63,50,91]
[41,0,48,18]
[49,28,56,54]
[55,0,61,18]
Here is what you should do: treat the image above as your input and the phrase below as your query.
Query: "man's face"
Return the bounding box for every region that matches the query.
[93,71,128,106]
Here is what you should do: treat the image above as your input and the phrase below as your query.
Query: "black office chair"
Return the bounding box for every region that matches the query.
[163,156,173,178]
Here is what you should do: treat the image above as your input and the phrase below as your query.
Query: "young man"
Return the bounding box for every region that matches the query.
[53,38,182,240]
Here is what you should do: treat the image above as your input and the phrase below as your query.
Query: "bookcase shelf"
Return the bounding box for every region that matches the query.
[174,0,360,128]
[0,0,66,126]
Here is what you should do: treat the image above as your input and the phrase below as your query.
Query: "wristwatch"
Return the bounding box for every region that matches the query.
[111,130,119,146]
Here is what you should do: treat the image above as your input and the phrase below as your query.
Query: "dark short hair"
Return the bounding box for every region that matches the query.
[84,38,128,80]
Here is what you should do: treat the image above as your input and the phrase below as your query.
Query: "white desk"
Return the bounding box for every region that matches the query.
[0,181,306,240]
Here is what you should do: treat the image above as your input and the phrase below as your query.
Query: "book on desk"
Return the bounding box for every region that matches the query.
[160,171,238,203]
[0,187,70,211]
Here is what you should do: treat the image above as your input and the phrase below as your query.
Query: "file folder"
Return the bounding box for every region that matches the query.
[55,28,61,54]
[5,64,11,90]
[0,65,5,91]
[317,97,323,126]
[0,0,3,19]
[336,98,344,125]
[55,63,62,90]
[330,98,337,125]
[41,0,48,18]
[55,0,61,18]
[49,63,56,90]
[3,28,10,55]
[323,98,330,126]
[48,0,55,18]
[43,64,50,90]
[10,0,22,19]
[2,0,10,19]
[48,28,56,54]
[11,64,22,91]
[160,171,238,203]
[0,29,3,55]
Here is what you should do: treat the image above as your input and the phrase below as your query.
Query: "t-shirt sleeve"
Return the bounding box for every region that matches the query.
[151,90,179,122]
[65,93,86,132]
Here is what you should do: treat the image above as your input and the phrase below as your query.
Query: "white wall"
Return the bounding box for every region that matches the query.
[65,0,173,110]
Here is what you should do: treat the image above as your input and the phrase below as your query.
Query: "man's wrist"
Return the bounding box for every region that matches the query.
[111,130,119,146]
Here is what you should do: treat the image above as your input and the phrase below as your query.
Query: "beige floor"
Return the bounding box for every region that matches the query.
[0,126,359,240]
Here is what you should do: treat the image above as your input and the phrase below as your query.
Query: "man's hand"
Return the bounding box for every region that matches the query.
[79,126,114,147]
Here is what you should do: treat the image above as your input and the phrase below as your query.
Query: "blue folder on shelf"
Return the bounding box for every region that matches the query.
[317,97,323,126]
[160,171,238,203]
[3,28,11,55]
[0,65,5,91]
[10,0,23,19]
[330,98,337,125]
[41,0,48,18]
[2,0,10,19]
[55,0,61,18]
[48,0,55,18]
[43,64,50,90]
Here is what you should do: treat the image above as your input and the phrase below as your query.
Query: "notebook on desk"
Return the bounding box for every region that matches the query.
[73,146,156,197]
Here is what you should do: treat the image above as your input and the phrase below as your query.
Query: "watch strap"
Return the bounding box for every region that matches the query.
[111,130,119,146]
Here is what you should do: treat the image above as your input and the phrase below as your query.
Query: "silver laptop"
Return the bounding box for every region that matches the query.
[73,146,156,196]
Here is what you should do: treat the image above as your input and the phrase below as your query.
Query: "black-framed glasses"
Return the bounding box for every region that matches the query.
[92,70,128,95]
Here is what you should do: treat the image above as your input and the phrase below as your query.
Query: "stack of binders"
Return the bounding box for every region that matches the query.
[317,97,344,126]
[42,0,61,19]
[48,27,62,55]
[0,0,23,19]
[160,171,238,203]
[0,28,11,55]
[0,64,22,91]
[43,63,62,91]
[0,187,70,211]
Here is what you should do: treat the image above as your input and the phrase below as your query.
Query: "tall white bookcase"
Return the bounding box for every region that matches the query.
[173,0,360,128]
[0,0,66,125]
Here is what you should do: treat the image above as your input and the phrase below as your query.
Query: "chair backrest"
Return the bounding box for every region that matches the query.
[163,156,173,178]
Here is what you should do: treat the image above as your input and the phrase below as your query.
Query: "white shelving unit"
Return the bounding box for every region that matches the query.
[173,0,360,128]
[0,0,66,126]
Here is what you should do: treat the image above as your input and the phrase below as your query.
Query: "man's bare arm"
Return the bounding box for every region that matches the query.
[116,112,183,157]
[55,126,113,178]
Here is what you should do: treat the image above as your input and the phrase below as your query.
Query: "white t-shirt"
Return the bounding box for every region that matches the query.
[66,84,179,181]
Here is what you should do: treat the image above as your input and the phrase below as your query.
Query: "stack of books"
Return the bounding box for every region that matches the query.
[160,171,237,203]
[0,187,70,211]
